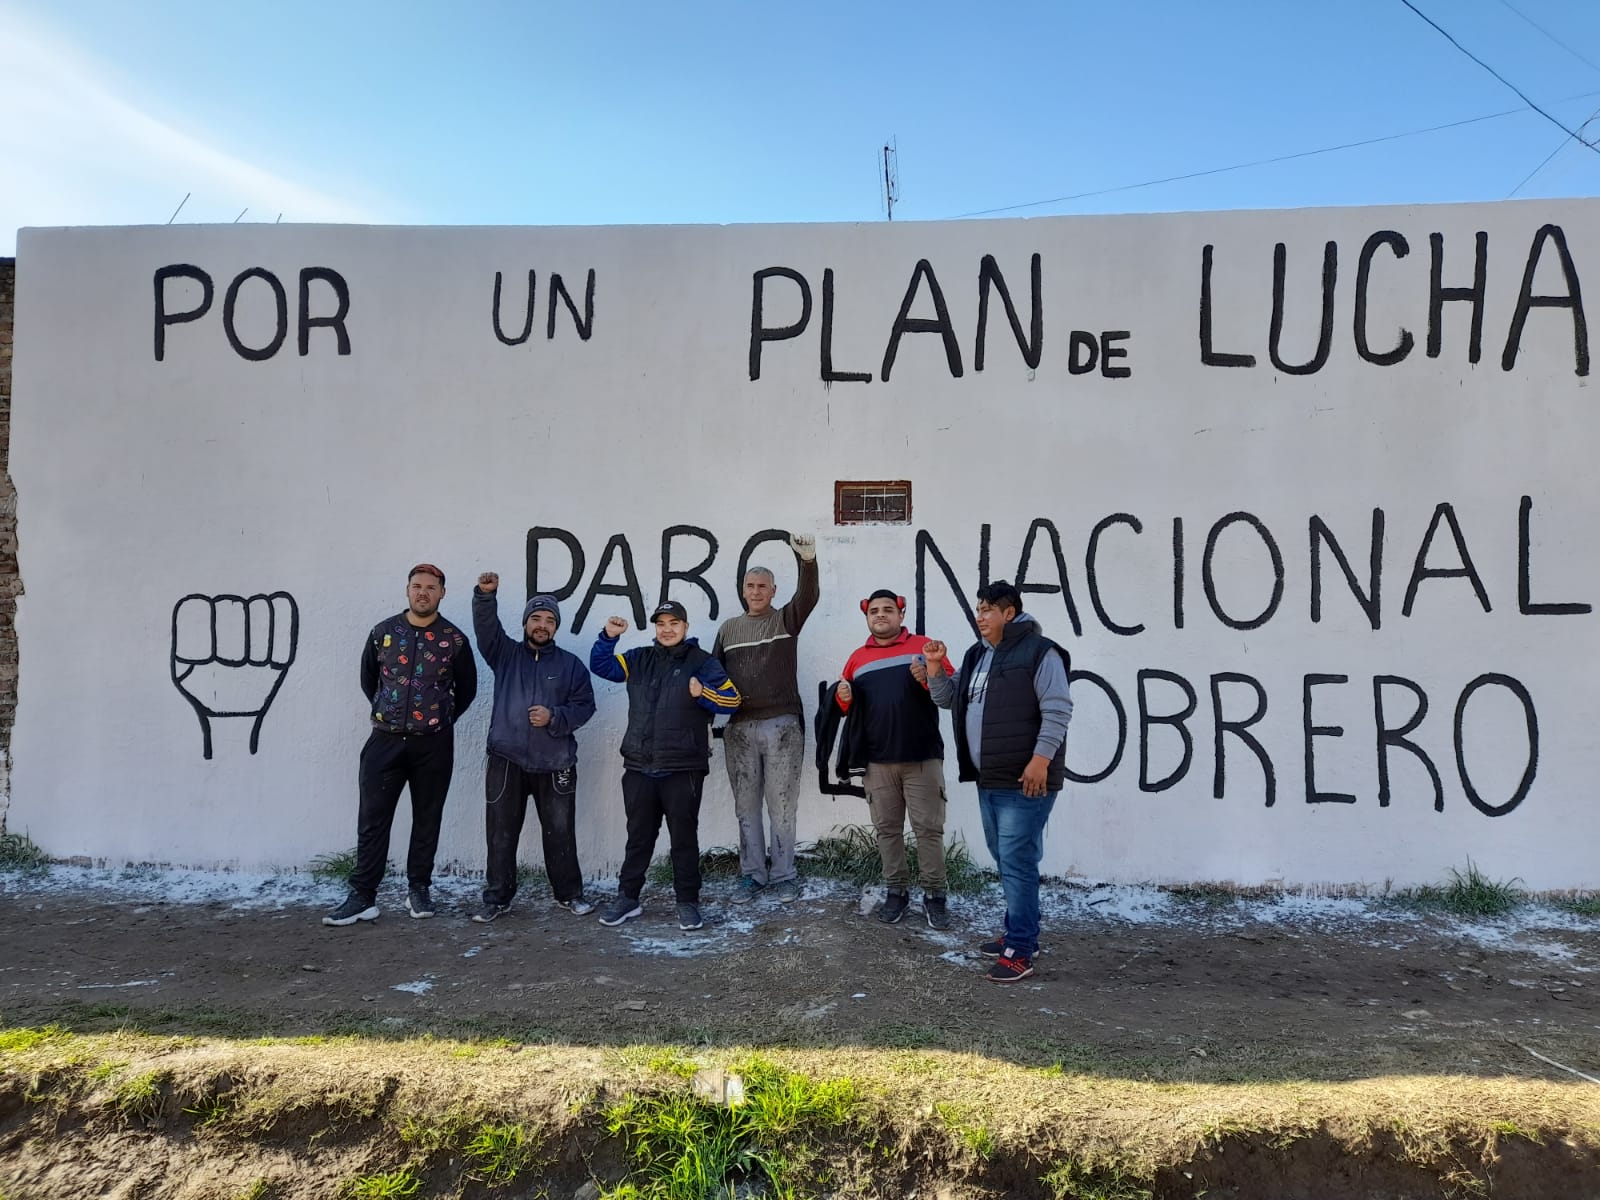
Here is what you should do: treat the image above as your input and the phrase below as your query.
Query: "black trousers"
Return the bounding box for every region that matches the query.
[349,728,454,901]
[617,770,705,903]
[483,754,583,906]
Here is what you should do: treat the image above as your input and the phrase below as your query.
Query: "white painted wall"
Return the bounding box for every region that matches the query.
[9,202,1598,889]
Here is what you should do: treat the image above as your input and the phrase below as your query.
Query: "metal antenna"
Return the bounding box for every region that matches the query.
[233,208,248,223]
[881,139,899,220]
[167,192,191,224]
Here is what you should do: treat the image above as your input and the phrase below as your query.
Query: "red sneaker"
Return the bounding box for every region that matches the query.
[984,948,1035,983]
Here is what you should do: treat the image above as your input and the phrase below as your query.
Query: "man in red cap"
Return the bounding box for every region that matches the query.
[325,563,478,927]
[834,589,955,928]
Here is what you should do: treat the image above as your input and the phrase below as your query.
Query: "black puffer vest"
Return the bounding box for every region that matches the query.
[620,641,715,774]
[951,617,1070,790]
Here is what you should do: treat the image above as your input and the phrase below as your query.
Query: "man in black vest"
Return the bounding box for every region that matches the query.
[926,580,1072,982]
[589,601,742,932]
[325,563,479,927]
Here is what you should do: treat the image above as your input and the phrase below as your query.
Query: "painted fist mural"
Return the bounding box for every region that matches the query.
[170,592,300,759]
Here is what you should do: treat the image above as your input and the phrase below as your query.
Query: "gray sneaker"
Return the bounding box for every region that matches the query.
[676,902,704,931]
[471,902,509,923]
[924,895,950,931]
[406,887,436,919]
[729,875,764,905]
[767,879,801,904]
[598,896,643,927]
[557,896,596,916]
[322,894,378,927]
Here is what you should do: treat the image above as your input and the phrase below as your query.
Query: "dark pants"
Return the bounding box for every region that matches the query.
[617,770,705,903]
[349,728,455,902]
[484,754,583,906]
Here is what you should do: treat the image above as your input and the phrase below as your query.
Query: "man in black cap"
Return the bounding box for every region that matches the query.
[325,563,478,926]
[589,600,741,931]
[470,571,598,923]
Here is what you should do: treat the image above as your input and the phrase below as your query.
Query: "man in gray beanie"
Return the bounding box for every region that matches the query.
[470,571,598,921]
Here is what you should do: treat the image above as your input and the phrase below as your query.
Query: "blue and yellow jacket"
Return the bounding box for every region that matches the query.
[590,633,740,774]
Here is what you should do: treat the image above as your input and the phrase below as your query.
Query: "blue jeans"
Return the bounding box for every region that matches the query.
[978,787,1057,957]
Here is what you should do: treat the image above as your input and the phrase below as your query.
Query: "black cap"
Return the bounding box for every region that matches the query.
[650,600,689,624]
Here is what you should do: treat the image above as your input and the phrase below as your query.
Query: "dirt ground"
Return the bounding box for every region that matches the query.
[3,866,1598,1084]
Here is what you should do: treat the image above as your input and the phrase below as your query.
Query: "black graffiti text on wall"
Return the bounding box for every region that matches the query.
[1200,224,1589,376]
[519,492,1581,816]
[170,592,300,759]
[154,266,350,362]
[491,269,596,345]
[747,254,1134,384]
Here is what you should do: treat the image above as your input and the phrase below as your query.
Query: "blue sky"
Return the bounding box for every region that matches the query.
[4,0,1600,254]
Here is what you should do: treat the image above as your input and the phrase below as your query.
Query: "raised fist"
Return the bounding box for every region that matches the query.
[922,640,947,671]
[789,532,817,561]
[478,571,499,593]
[171,592,299,759]
[604,615,630,639]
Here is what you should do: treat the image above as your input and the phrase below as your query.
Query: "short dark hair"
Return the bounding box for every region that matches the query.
[975,579,1022,615]
[408,562,446,587]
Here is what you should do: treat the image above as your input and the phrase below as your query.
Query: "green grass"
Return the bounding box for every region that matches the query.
[397,1105,477,1153]
[233,1180,272,1200]
[112,1069,167,1122]
[604,1054,856,1200]
[802,824,993,896]
[341,1166,421,1199]
[934,1100,996,1159]
[1165,882,1241,907]
[0,830,49,872]
[1554,894,1600,917]
[1409,861,1525,917]
[308,849,361,884]
[0,1025,69,1052]
[648,846,742,887]
[463,1120,539,1185]
[515,862,549,889]
[1041,1159,1155,1200]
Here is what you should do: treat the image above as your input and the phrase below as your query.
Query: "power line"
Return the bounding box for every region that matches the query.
[1494,0,1600,78]
[1399,0,1600,152]
[1509,103,1600,196]
[950,101,1594,219]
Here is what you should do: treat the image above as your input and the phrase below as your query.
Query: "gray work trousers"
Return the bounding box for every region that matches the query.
[864,759,947,895]
[723,714,805,885]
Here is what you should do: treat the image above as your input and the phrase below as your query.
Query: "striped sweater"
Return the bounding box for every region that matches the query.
[711,556,820,722]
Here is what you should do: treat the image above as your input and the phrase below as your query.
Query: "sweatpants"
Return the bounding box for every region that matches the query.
[723,714,805,885]
[349,728,455,901]
[483,754,583,907]
[616,770,705,903]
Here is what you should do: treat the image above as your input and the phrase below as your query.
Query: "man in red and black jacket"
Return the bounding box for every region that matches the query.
[834,589,955,929]
[324,563,478,928]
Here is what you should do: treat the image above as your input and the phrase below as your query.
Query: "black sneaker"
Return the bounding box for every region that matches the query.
[877,889,910,925]
[598,896,643,927]
[556,896,595,916]
[407,887,436,919]
[676,902,704,931]
[924,895,950,931]
[979,935,1045,958]
[322,894,378,927]
[985,947,1035,983]
[471,902,509,924]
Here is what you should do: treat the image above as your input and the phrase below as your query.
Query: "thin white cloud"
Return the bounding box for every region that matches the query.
[0,7,392,254]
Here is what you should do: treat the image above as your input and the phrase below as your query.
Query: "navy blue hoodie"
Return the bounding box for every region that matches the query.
[472,588,596,771]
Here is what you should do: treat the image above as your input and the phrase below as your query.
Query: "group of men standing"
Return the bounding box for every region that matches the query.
[322,544,1072,984]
